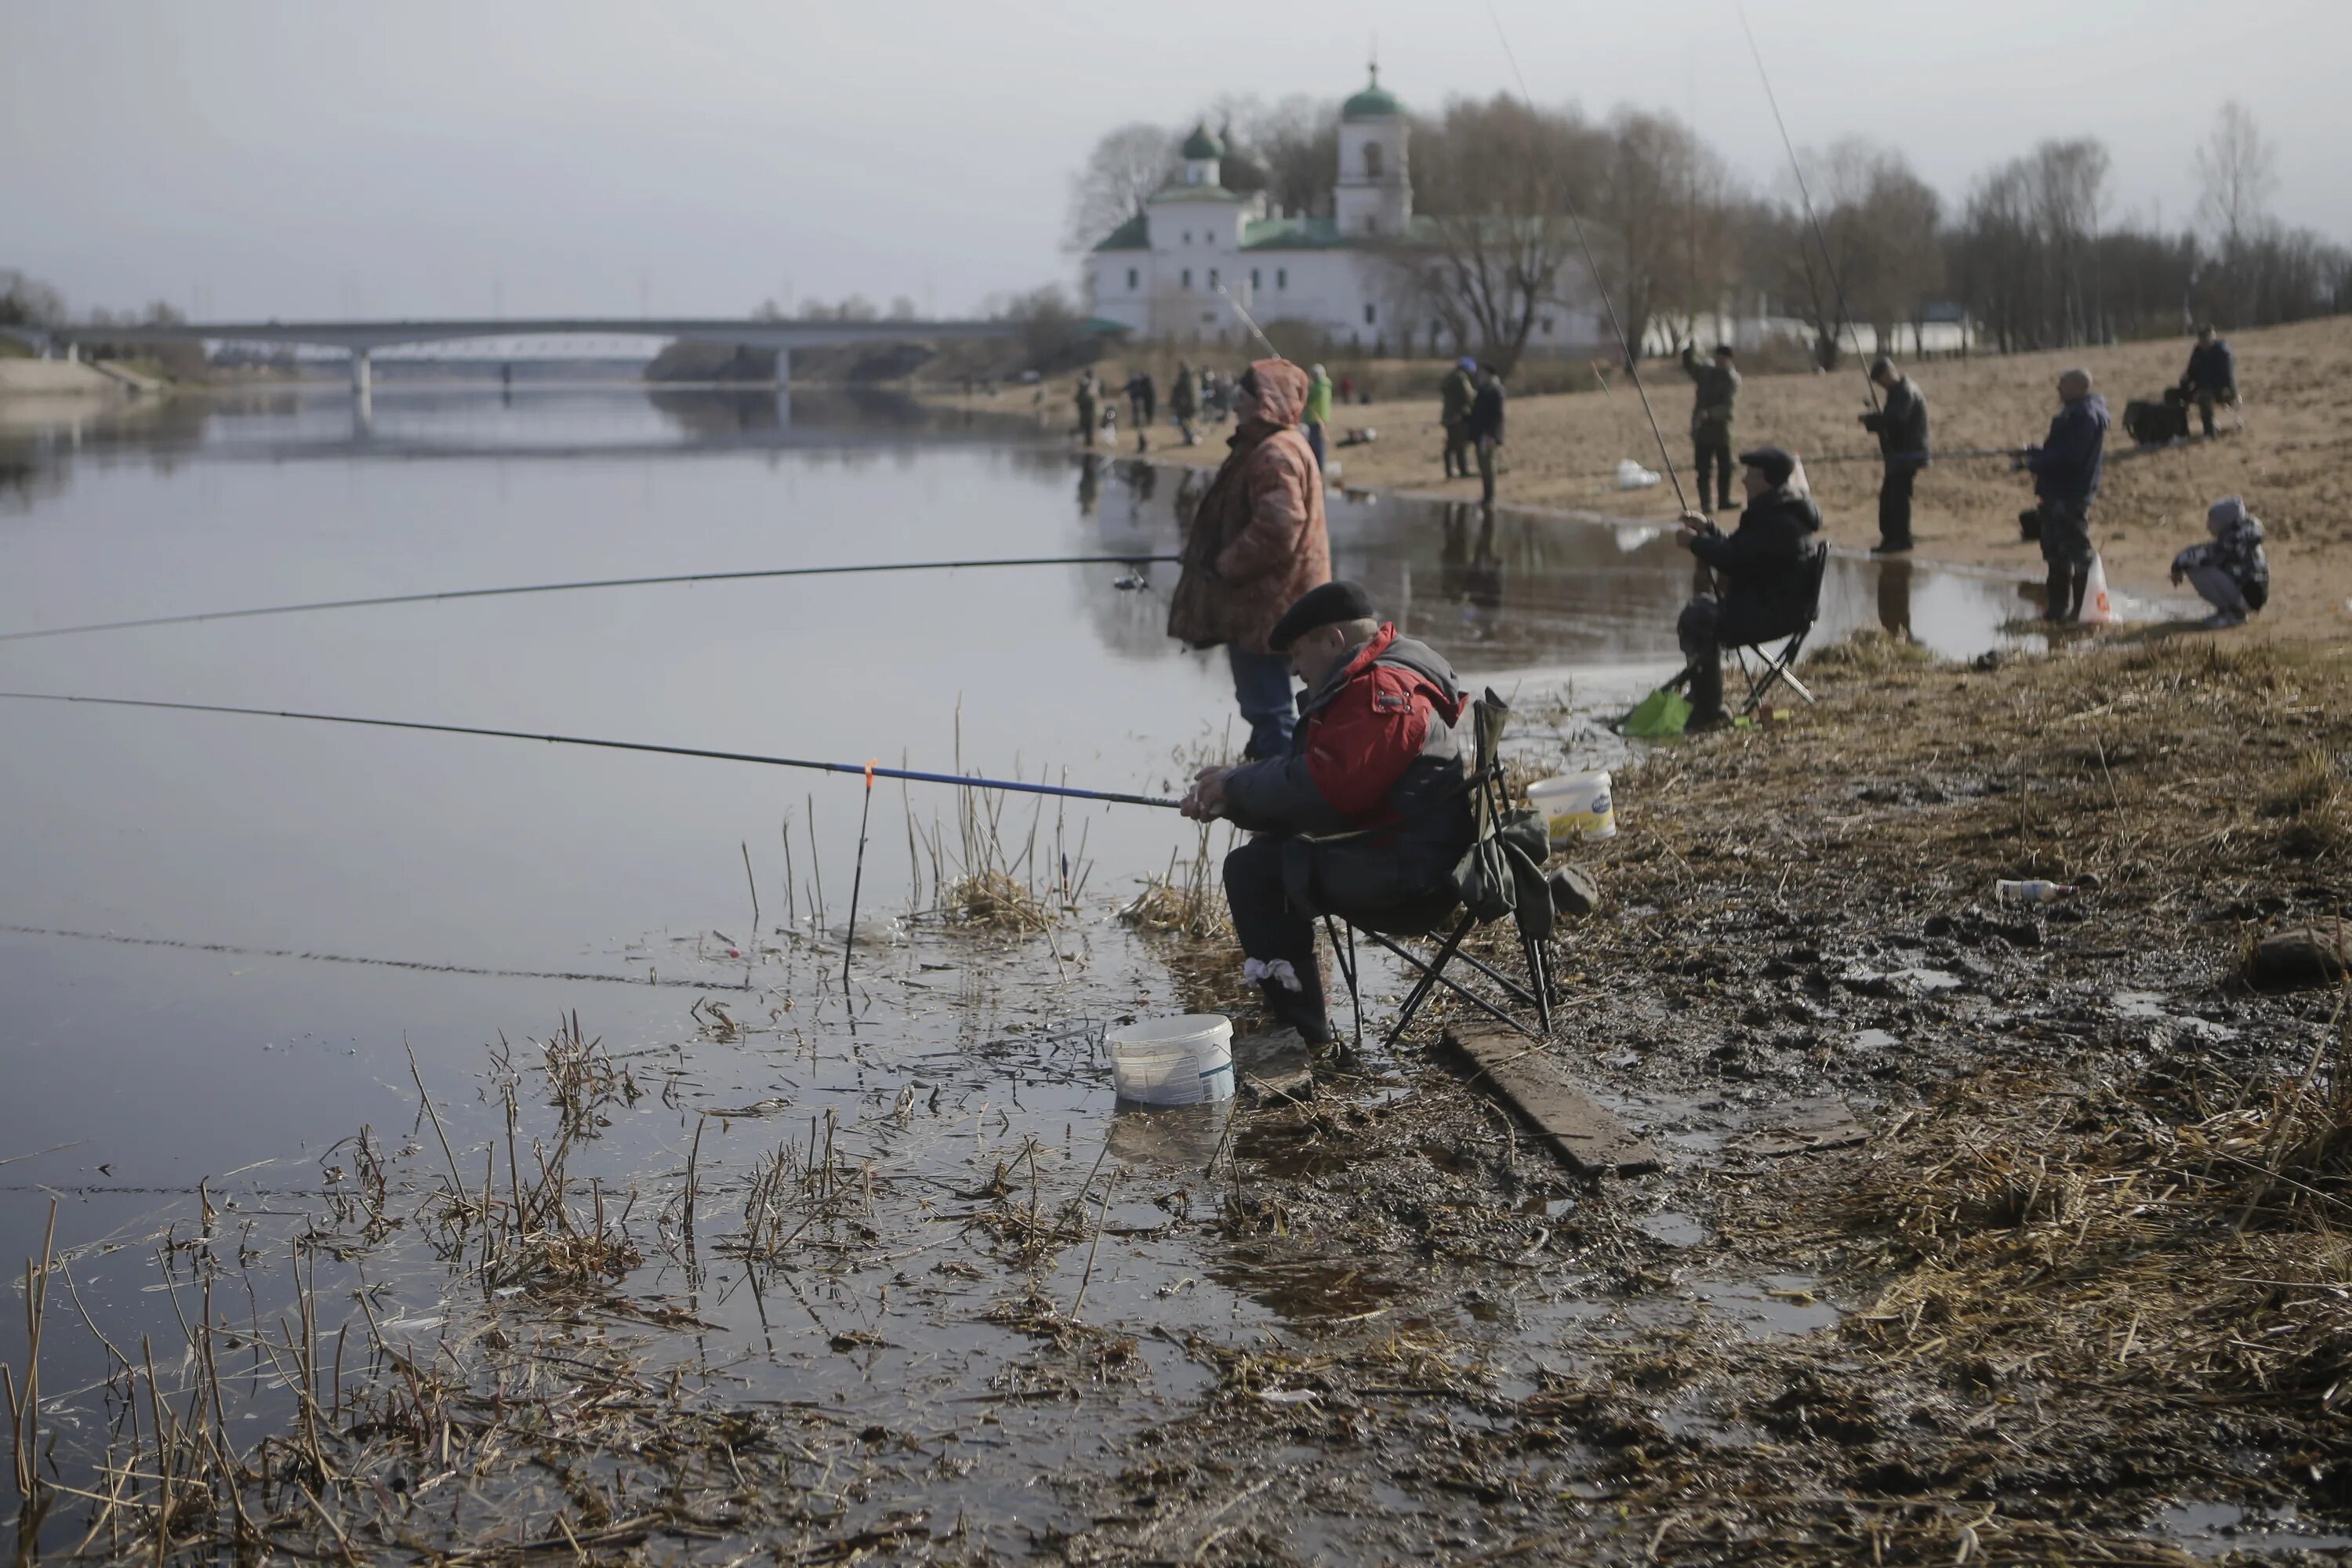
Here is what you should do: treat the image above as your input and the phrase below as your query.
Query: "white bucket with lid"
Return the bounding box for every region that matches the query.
[1528,771,1616,847]
[1105,1014,1235,1105]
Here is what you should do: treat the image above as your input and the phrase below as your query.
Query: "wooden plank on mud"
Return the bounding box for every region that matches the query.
[1443,1026,1662,1178]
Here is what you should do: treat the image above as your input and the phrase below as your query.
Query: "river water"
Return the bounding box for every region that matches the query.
[0,385,2032,1553]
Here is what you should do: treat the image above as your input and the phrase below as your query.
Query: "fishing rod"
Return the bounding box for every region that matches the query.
[1215,284,1283,361]
[1737,5,1880,412]
[0,691,1185,811]
[1484,0,1690,514]
[0,554,1181,646]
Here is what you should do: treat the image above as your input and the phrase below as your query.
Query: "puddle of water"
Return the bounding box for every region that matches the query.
[1635,1211,1710,1248]
[1690,1273,1842,1339]
[2151,1501,2352,1557]
[1851,1027,1900,1050]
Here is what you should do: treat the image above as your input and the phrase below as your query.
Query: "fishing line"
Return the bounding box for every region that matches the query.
[1483,0,1690,514]
[0,691,1185,810]
[1737,4,1880,411]
[0,554,1181,646]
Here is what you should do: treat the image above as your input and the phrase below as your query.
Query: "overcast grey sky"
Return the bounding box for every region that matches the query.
[5,0,2343,321]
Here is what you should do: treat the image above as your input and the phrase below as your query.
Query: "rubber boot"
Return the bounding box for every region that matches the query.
[1258,981,1334,1047]
[1686,658,1728,731]
[2042,564,2073,622]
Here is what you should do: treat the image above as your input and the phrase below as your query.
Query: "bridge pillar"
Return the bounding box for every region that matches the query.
[350,348,372,399]
[775,348,789,390]
[64,342,80,365]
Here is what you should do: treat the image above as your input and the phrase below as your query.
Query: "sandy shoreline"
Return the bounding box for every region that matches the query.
[937,314,2352,644]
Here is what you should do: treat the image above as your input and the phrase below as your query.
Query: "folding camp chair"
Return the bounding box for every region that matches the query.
[1319,691,1555,1053]
[1729,541,1830,715]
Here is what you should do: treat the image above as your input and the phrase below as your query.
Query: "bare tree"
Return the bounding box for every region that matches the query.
[1064,124,1178,253]
[0,269,67,329]
[1795,138,1944,357]
[2195,101,2278,254]
[1385,94,1605,372]
[1597,109,1732,358]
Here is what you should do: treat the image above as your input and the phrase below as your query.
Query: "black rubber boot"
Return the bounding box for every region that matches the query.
[1686,659,1727,730]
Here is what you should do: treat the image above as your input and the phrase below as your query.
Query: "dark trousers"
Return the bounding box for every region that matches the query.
[2036,499,2094,621]
[1677,595,1727,720]
[1693,434,1734,510]
[1305,421,1327,470]
[1877,463,1918,549]
[1476,437,1498,505]
[1227,645,1298,761]
[1443,422,1470,477]
[1223,835,1328,1033]
[2194,388,2221,437]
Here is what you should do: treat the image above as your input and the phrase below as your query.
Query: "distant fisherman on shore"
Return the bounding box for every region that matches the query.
[2022,368,2110,622]
[1858,355,1929,555]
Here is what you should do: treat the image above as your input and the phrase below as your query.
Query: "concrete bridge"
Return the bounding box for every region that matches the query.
[5,316,1024,394]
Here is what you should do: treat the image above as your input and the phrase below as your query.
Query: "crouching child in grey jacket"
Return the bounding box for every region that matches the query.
[2171,495,2269,629]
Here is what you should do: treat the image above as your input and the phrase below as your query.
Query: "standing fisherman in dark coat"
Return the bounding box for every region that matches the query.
[1439,357,1477,478]
[1124,370,1156,452]
[2180,325,2237,437]
[1169,362,1200,445]
[1674,446,1825,729]
[1681,343,1740,512]
[1074,371,1099,448]
[1859,355,1929,554]
[2023,368,2110,622]
[1465,365,1506,507]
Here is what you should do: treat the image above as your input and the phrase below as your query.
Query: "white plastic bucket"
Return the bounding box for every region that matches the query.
[1105,1014,1235,1105]
[1528,771,1616,846]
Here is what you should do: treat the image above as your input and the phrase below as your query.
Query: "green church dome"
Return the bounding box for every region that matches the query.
[1181,122,1225,160]
[1342,66,1402,121]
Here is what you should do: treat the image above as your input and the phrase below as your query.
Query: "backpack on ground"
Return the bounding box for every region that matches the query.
[2123,397,2189,445]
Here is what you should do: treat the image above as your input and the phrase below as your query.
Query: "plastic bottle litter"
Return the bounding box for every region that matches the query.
[1615,459,1662,489]
[1996,879,2076,904]
[1528,771,1616,847]
[1105,1014,1235,1105]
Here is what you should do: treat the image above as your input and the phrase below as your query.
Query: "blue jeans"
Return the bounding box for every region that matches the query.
[1305,421,1327,470]
[1227,645,1298,760]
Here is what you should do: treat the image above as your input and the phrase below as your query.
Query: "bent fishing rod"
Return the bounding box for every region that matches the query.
[1485,0,1690,516]
[1738,5,1880,413]
[0,554,1181,646]
[0,691,1185,811]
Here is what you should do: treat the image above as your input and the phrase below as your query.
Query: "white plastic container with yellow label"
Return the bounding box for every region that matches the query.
[1528,771,1616,847]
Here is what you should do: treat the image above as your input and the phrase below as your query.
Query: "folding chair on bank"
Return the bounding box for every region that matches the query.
[1319,690,1555,1054]
[1728,542,1830,716]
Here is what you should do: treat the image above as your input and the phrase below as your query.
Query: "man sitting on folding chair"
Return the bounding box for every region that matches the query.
[1674,445,1826,730]
[1178,581,1475,1047]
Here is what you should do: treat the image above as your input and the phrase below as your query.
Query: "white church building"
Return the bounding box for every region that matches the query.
[1086,69,1600,357]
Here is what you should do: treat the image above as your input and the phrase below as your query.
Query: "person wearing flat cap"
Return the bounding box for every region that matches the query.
[1180,582,1475,1046]
[1674,446,1826,729]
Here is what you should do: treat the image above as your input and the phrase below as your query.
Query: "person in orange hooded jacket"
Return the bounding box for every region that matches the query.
[1182,582,1472,1045]
[1167,358,1331,760]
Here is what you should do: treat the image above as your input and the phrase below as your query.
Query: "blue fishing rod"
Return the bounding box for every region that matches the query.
[0,691,1185,811]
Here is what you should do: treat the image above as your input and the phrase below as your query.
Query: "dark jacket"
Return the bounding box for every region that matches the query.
[2027,394,2111,508]
[1439,366,1476,426]
[2183,339,2236,393]
[1124,373,1156,417]
[1860,376,1930,470]
[1466,379,1506,443]
[1223,626,1474,913]
[1687,486,1826,648]
[1165,358,1330,655]
[1682,345,1740,437]
[1169,368,1198,417]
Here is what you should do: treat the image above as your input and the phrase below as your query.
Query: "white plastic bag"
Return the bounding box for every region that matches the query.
[2078,553,2119,625]
[1614,458,1661,489]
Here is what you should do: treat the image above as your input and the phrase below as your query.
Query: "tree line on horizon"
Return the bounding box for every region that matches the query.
[1066,94,2350,373]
